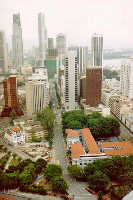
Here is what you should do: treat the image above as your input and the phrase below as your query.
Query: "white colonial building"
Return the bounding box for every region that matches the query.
[4,127,25,146]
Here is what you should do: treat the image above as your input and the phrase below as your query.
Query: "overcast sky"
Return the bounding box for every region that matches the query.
[1,0,133,50]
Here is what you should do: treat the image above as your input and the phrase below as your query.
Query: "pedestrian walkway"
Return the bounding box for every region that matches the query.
[4,155,13,171]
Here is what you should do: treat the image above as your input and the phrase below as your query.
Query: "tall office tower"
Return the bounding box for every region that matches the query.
[79,46,88,74]
[48,38,53,49]
[91,33,103,66]
[25,68,49,117]
[65,51,78,111]
[56,33,66,55]
[0,30,8,73]
[38,12,47,66]
[86,66,102,107]
[0,76,23,117]
[120,56,133,99]
[12,13,24,72]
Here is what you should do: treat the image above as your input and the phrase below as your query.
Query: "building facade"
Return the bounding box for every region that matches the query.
[1,76,23,117]
[56,33,66,55]
[79,46,88,74]
[91,33,103,67]
[0,30,8,73]
[25,68,49,117]
[86,66,102,107]
[65,51,78,111]
[12,13,24,72]
[120,56,133,99]
[38,12,47,66]
[4,127,25,146]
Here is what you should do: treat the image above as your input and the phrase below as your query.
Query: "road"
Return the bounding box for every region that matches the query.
[52,110,97,199]
[0,137,35,161]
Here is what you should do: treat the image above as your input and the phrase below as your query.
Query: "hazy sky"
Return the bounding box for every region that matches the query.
[1,0,133,49]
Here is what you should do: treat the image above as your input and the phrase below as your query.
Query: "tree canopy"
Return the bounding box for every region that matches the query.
[51,176,68,194]
[44,164,63,180]
[62,111,120,137]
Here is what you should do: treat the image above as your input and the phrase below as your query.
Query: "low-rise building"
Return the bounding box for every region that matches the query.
[4,127,25,146]
[105,78,120,92]
[67,128,133,167]
[121,112,133,132]
[100,141,133,156]
[66,129,80,149]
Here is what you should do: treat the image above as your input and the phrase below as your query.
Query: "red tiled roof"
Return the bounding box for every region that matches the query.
[7,130,13,135]
[0,195,16,200]
[66,129,79,137]
[71,143,85,158]
[12,127,20,132]
[100,141,133,156]
[81,128,101,154]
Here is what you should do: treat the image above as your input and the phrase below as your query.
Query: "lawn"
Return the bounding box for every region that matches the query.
[9,158,19,166]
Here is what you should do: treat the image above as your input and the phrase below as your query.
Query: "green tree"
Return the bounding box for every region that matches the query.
[67,120,82,129]
[17,159,34,173]
[114,185,131,198]
[44,164,63,180]
[37,107,55,134]
[49,100,53,109]
[51,176,68,194]
[17,157,22,162]
[12,153,17,159]
[35,158,47,174]
[25,163,36,179]
[10,109,17,124]
[87,170,110,192]
[19,169,33,186]
[68,165,84,181]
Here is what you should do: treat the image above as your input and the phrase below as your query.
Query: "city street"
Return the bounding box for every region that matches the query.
[52,111,97,199]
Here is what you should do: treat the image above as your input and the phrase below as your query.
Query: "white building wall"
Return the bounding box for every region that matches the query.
[0,30,8,72]
[65,51,78,111]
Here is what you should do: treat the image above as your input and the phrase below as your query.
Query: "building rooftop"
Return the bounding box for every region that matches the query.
[71,143,85,158]
[66,129,79,138]
[81,128,101,154]
[12,127,20,132]
[100,141,133,156]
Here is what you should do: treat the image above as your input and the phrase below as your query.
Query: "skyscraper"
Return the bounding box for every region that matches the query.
[56,33,66,55]
[1,76,23,117]
[79,46,88,74]
[0,30,8,73]
[25,68,49,117]
[12,13,24,72]
[86,66,102,107]
[91,33,103,66]
[65,51,78,111]
[120,56,133,99]
[38,12,47,66]
[48,38,53,49]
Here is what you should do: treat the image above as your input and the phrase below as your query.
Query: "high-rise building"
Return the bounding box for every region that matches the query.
[86,66,102,107]
[120,56,133,99]
[0,30,8,73]
[65,51,78,111]
[91,33,103,66]
[38,12,47,66]
[48,38,53,49]
[1,76,23,117]
[12,13,24,72]
[79,46,88,74]
[25,68,49,117]
[56,33,66,55]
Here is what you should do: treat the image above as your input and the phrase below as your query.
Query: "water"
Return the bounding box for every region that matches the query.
[103,58,130,71]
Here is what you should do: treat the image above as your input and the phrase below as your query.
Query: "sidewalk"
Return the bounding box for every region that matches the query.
[4,155,13,171]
